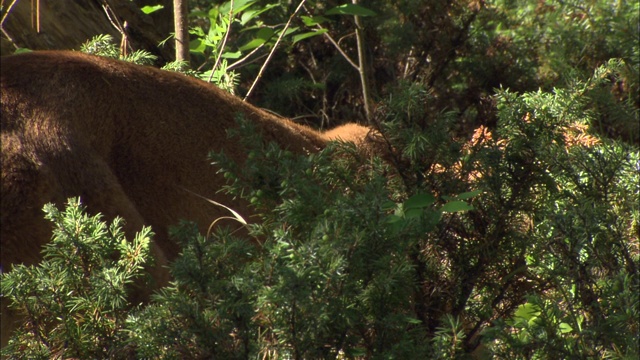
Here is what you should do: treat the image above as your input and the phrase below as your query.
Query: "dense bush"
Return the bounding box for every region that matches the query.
[2,0,638,358]
[1,199,152,359]
[4,58,637,358]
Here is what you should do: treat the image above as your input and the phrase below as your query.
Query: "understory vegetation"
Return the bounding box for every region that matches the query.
[2,0,638,358]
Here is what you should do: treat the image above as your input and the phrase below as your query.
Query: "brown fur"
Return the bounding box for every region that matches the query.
[0,51,375,345]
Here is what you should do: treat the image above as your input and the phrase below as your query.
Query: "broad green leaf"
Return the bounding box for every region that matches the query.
[442,189,482,201]
[404,193,436,210]
[256,27,275,40]
[189,39,207,53]
[220,0,256,14]
[206,30,223,44]
[326,4,376,17]
[404,208,422,220]
[381,200,397,211]
[221,51,242,59]
[190,27,206,38]
[302,15,330,26]
[293,29,328,44]
[514,302,540,322]
[238,28,274,51]
[241,4,278,25]
[140,5,164,14]
[456,189,482,200]
[241,10,260,24]
[441,200,474,212]
[277,26,299,37]
[385,214,402,224]
[559,322,573,333]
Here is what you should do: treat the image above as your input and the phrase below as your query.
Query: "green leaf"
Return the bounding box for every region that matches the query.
[278,26,299,37]
[256,27,275,40]
[441,200,474,212]
[386,214,402,224]
[221,51,242,59]
[326,4,376,17]
[220,0,256,14]
[189,38,207,54]
[442,189,482,201]
[559,322,573,333]
[241,10,260,25]
[240,4,278,25]
[292,29,328,44]
[404,208,423,220]
[13,48,33,54]
[514,302,540,322]
[381,200,397,211]
[456,189,482,200]
[140,5,164,15]
[238,28,274,51]
[302,15,330,26]
[404,193,436,210]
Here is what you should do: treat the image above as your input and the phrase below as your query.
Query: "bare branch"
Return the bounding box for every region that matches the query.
[244,0,307,101]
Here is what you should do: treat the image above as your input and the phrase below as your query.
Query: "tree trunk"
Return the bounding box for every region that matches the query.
[172,0,189,65]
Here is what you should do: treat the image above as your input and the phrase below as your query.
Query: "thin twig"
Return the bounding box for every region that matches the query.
[302,2,371,121]
[0,0,19,47]
[302,4,359,70]
[36,0,40,32]
[101,1,131,56]
[209,0,234,83]
[244,0,307,101]
[352,0,371,122]
[324,30,359,70]
[228,43,267,70]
